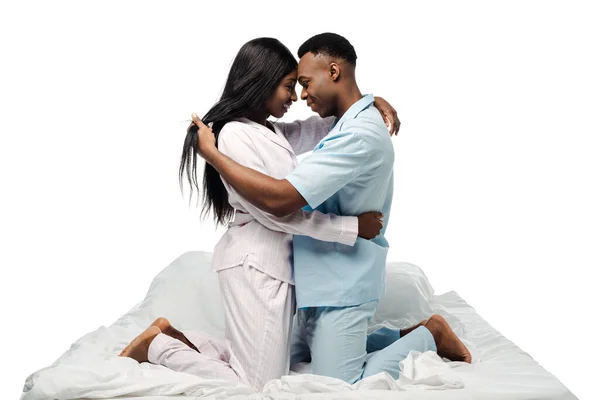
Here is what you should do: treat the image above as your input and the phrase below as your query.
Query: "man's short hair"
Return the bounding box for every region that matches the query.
[298,32,357,66]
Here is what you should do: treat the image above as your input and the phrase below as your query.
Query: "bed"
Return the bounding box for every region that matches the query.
[20,251,576,399]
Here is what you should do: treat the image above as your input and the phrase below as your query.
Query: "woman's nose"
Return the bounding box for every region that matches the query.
[291,89,298,102]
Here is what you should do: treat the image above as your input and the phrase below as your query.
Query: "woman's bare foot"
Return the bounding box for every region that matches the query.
[119,326,161,363]
[425,315,472,363]
[151,317,199,352]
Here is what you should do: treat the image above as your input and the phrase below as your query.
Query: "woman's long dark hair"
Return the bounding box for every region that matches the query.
[180,38,297,225]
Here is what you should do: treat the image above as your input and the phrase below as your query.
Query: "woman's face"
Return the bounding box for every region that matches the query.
[265,70,298,119]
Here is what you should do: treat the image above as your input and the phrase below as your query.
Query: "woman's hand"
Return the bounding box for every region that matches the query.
[374,96,401,136]
[191,113,216,158]
[357,211,384,239]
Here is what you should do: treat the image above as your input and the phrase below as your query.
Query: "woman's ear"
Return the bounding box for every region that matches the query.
[329,62,341,82]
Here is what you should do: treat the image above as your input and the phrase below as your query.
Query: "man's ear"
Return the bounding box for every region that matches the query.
[328,62,341,82]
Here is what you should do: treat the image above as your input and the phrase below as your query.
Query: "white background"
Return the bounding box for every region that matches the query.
[1,1,598,398]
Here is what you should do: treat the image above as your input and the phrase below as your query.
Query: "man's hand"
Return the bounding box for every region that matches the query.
[357,211,384,239]
[374,96,401,136]
[191,113,217,159]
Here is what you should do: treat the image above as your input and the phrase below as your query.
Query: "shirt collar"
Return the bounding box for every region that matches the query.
[238,117,295,155]
[332,94,375,129]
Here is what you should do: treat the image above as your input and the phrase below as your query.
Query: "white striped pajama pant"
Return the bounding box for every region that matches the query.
[217,260,295,390]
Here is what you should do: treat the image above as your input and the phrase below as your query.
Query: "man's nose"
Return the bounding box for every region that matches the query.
[301,87,308,100]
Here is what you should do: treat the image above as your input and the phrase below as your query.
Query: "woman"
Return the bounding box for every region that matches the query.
[179,37,399,389]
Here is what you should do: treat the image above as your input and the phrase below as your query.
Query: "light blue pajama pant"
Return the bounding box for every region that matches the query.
[290,301,437,383]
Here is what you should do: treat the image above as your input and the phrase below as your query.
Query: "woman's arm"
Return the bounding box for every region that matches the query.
[272,115,335,155]
[273,96,401,155]
[373,96,401,135]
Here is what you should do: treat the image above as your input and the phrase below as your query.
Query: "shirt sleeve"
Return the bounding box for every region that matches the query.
[273,115,336,155]
[218,125,358,246]
[285,129,377,209]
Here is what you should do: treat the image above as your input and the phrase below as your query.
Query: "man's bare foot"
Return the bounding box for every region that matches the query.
[119,326,161,363]
[400,318,430,337]
[425,315,472,363]
[151,317,199,352]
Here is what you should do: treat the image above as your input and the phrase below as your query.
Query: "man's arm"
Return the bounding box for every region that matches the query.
[215,127,367,243]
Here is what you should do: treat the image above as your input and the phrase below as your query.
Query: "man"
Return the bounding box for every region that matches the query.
[193,33,471,383]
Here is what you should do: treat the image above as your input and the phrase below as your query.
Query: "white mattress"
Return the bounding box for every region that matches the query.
[20,252,576,400]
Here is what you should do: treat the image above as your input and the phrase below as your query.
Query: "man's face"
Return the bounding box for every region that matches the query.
[297,52,337,117]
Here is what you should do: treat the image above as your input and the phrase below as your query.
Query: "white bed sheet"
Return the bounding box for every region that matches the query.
[20,252,576,400]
